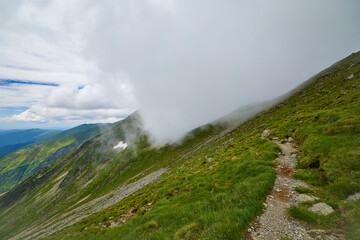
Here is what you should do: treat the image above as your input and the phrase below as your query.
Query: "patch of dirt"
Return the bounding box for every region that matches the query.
[273,185,289,202]
[277,163,295,178]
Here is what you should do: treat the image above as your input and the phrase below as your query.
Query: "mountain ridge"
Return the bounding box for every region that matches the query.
[0,129,62,157]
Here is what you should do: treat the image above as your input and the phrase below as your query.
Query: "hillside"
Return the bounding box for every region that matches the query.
[0,129,52,147]
[0,51,359,240]
[0,129,61,157]
[0,124,110,193]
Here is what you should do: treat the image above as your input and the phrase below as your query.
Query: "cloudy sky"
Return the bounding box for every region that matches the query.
[0,0,359,141]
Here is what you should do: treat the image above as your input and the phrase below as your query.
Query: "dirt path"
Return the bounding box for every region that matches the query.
[245,140,314,240]
[245,138,343,240]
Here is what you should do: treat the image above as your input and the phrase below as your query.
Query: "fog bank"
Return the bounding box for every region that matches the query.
[85,0,360,142]
[1,0,359,143]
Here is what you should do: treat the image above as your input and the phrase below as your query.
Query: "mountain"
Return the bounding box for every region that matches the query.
[0,123,111,194]
[0,51,359,240]
[0,129,62,157]
[0,129,59,147]
[0,129,22,136]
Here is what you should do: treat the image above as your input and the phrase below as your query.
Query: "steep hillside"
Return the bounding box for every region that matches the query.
[0,51,359,240]
[0,124,110,193]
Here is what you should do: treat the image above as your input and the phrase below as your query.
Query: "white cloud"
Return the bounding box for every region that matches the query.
[0,0,359,142]
[0,0,135,125]
[12,106,130,123]
[0,84,55,107]
[83,0,360,142]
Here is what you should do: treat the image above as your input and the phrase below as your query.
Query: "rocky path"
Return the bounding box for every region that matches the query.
[246,139,339,240]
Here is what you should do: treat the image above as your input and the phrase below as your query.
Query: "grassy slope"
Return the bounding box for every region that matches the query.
[58,139,279,240]
[0,51,359,240]
[0,124,106,193]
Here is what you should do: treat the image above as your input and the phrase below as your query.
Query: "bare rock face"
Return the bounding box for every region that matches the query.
[309,202,334,216]
[346,192,360,201]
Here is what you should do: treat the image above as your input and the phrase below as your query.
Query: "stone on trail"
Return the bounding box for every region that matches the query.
[309,202,334,216]
[295,194,316,203]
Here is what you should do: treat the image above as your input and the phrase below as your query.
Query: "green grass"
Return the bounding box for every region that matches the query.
[294,187,314,194]
[293,171,324,186]
[288,206,337,228]
[46,139,278,240]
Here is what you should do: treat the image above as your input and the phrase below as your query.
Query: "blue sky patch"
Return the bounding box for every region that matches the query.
[0,79,59,87]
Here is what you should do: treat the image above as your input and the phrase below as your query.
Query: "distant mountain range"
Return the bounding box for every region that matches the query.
[0,129,62,157]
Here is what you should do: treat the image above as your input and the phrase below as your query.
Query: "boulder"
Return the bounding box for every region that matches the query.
[295,194,316,203]
[288,137,295,143]
[261,129,271,137]
[205,158,213,162]
[347,74,354,80]
[346,192,360,201]
[309,202,334,216]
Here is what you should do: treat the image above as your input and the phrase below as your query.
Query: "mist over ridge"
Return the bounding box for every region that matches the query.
[0,0,359,143]
[84,0,360,143]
